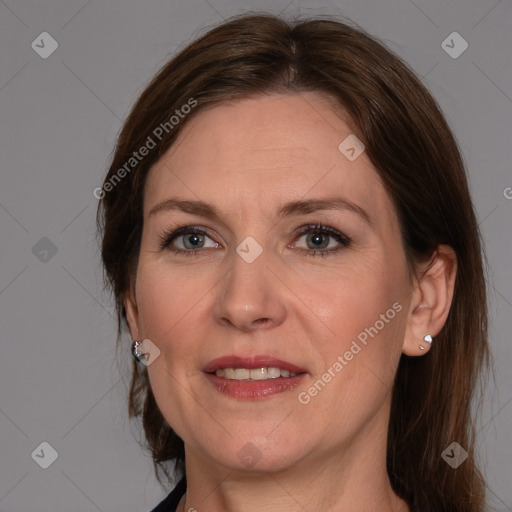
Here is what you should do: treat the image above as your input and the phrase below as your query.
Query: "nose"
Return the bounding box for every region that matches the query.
[213,248,287,332]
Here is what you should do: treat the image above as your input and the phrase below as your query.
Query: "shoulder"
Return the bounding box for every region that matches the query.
[149,477,186,512]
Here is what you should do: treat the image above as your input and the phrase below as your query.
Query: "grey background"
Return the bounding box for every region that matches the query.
[0,0,510,511]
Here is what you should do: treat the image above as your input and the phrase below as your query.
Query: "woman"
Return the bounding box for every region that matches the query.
[97,13,489,512]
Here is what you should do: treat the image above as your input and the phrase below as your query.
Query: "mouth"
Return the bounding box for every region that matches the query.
[203,355,308,399]
[213,367,300,380]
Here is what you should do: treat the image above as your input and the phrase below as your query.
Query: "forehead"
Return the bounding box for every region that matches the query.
[144,93,394,225]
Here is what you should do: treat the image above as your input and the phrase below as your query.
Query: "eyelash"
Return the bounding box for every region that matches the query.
[158,223,352,258]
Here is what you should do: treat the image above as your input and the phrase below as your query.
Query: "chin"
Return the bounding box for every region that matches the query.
[203,430,309,474]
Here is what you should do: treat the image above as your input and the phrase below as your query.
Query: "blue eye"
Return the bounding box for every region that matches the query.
[159,226,218,255]
[159,223,351,258]
[291,224,352,257]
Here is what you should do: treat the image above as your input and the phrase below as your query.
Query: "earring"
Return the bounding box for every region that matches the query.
[419,334,433,351]
[132,340,145,362]
[131,338,160,365]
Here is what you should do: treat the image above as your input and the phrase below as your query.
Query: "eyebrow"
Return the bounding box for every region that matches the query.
[148,197,372,225]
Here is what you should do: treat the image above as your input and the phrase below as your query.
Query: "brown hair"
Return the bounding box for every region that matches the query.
[97,13,489,511]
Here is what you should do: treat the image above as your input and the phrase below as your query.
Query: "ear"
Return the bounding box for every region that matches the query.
[402,245,457,356]
[124,288,141,341]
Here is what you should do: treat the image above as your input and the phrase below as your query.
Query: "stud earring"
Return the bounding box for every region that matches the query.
[419,334,433,351]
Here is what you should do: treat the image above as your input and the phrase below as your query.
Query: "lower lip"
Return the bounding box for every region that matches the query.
[204,372,307,399]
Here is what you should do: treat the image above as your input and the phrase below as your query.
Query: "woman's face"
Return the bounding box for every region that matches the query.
[126,93,415,473]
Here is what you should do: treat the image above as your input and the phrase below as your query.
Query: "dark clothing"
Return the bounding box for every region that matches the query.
[150,477,186,512]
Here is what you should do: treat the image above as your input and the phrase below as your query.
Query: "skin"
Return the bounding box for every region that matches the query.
[125,92,457,512]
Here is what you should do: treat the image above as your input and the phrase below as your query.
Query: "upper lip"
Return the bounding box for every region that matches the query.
[203,355,307,374]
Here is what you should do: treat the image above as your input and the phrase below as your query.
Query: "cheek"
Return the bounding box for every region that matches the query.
[135,259,210,343]
[134,263,204,401]
[134,266,209,435]
[295,269,407,436]
[299,254,409,397]
[299,255,406,342]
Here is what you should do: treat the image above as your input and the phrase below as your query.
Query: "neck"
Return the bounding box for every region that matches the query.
[179,404,410,512]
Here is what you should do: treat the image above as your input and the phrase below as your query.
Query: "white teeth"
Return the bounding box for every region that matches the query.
[267,367,281,379]
[250,368,267,380]
[214,367,299,380]
[234,368,250,380]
